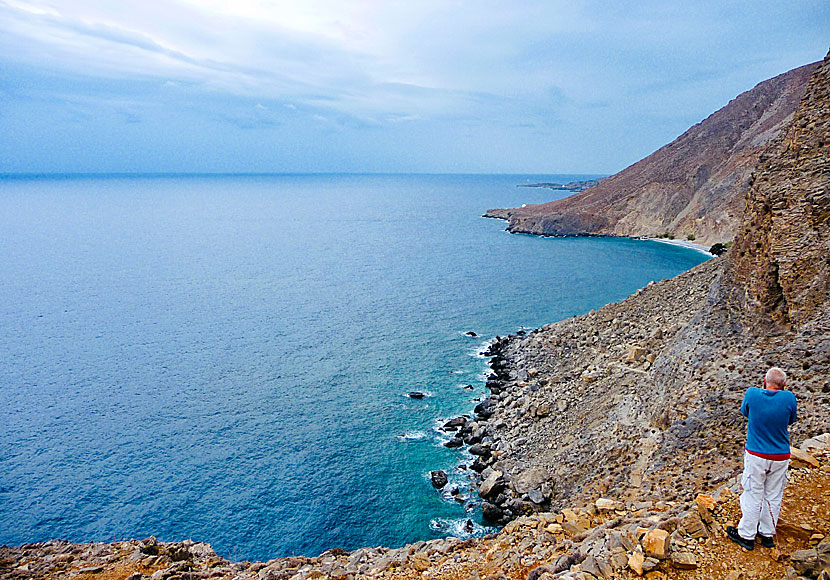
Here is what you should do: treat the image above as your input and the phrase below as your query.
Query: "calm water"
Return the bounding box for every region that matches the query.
[0,174,709,560]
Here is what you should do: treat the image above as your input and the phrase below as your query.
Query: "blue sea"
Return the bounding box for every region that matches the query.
[0,174,709,561]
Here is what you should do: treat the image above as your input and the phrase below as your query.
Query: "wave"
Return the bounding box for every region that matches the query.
[396,431,428,441]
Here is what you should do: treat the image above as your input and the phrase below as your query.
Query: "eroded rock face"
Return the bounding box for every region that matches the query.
[724,51,830,329]
[486,61,817,246]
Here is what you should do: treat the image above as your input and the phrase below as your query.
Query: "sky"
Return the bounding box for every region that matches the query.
[0,1,828,174]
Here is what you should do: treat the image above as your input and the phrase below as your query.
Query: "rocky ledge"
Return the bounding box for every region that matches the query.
[2,442,828,580]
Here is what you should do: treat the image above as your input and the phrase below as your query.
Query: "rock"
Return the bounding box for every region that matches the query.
[724,571,744,580]
[682,511,709,539]
[695,494,716,523]
[791,447,820,468]
[513,468,548,494]
[408,391,426,399]
[642,528,670,559]
[670,552,698,570]
[474,398,496,419]
[465,331,478,337]
[479,471,505,499]
[410,552,430,571]
[642,557,660,573]
[626,346,648,363]
[581,555,602,578]
[801,433,830,453]
[481,502,504,522]
[595,498,620,511]
[791,548,819,577]
[818,537,830,570]
[469,444,489,457]
[528,488,544,504]
[444,437,464,448]
[443,417,467,431]
[430,470,448,489]
[628,550,645,576]
[535,403,551,418]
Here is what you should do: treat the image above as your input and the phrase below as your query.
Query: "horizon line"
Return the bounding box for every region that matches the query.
[0,171,608,179]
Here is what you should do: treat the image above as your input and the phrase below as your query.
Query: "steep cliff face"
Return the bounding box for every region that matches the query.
[725,52,830,328]
[486,62,817,246]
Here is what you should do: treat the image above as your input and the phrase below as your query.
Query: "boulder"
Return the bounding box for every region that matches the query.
[513,468,548,494]
[791,447,820,469]
[595,498,621,511]
[465,331,478,337]
[443,417,467,431]
[628,550,645,576]
[469,444,489,457]
[670,552,698,570]
[528,488,545,504]
[430,470,448,489]
[791,548,819,577]
[479,471,505,499]
[642,528,670,559]
[408,392,426,399]
[481,502,504,523]
[695,494,716,523]
[801,433,830,453]
[626,346,648,363]
[535,403,551,418]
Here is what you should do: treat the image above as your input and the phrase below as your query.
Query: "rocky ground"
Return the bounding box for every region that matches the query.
[2,441,828,580]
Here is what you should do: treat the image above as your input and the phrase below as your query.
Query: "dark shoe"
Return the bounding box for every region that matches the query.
[726,526,755,550]
[758,534,775,548]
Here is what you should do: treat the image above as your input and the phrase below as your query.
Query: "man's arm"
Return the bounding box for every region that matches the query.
[789,394,798,425]
[740,390,750,418]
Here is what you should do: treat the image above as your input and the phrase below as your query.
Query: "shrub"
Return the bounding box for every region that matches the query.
[710,242,728,256]
[687,234,696,241]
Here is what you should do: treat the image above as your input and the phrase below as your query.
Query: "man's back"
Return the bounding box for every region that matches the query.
[741,387,797,459]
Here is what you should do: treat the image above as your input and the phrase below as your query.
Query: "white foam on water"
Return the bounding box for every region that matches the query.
[395,431,428,441]
[429,517,496,538]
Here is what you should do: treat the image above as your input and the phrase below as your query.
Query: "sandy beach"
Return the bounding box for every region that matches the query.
[645,237,714,255]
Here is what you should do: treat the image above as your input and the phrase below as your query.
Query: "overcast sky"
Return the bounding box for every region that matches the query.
[0,0,827,174]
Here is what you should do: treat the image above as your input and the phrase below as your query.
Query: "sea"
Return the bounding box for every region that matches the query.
[0,174,710,561]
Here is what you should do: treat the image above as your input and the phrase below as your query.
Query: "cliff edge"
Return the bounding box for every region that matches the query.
[486,62,817,246]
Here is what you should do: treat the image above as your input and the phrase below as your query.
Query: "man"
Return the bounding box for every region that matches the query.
[727,367,797,550]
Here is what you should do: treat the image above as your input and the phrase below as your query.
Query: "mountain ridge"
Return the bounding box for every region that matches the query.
[486,62,819,246]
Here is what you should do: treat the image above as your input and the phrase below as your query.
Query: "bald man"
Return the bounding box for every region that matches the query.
[727,367,798,550]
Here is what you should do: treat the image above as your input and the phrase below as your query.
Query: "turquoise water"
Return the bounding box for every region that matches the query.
[0,174,708,560]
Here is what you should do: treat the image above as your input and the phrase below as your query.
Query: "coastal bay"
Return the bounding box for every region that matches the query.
[0,174,708,561]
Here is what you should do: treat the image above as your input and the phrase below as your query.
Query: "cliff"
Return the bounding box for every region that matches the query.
[485,62,818,246]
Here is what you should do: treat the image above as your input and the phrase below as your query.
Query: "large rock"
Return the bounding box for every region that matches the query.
[642,529,670,559]
[791,447,820,469]
[430,470,448,489]
[512,468,548,494]
[478,471,505,499]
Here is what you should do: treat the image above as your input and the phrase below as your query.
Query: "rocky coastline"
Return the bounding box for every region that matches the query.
[3,47,828,580]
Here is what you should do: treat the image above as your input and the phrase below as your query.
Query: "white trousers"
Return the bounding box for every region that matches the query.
[737,450,789,540]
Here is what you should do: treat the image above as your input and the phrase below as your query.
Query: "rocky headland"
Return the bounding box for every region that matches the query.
[3,52,829,580]
[485,62,818,246]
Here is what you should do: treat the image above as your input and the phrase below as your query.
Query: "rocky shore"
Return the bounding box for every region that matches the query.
[3,443,828,579]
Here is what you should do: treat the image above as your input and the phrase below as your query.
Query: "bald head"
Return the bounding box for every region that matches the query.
[765,367,788,389]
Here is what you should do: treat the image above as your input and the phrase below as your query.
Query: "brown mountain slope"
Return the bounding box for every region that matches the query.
[486,62,818,246]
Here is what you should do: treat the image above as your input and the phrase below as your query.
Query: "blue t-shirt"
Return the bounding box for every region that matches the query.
[741,387,798,458]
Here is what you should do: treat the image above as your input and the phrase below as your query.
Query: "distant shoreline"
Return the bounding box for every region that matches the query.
[645,237,714,256]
